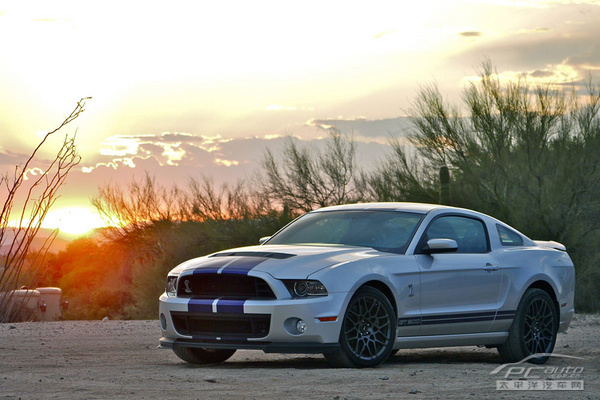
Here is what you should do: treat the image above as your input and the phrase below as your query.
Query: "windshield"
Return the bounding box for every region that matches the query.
[266,210,423,254]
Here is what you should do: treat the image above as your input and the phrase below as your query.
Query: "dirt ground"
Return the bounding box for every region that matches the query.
[0,315,598,400]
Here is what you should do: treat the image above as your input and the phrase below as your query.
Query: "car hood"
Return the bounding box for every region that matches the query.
[173,244,380,279]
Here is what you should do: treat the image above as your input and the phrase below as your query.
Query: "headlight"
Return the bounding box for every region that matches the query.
[284,280,328,298]
[166,276,178,297]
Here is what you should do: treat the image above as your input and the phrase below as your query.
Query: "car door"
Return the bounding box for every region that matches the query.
[415,214,502,335]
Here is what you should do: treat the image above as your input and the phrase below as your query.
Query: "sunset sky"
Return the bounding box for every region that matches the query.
[1,0,599,235]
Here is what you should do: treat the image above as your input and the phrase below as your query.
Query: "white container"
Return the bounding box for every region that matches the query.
[36,287,63,321]
[5,289,43,321]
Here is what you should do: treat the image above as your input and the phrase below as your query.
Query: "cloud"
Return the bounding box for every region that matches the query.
[1,135,395,218]
[177,143,214,166]
[86,126,404,181]
[86,135,394,184]
[90,132,236,172]
[22,167,45,181]
[145,132,229,144]
[265,104,297,111]
[454,5,600,85]
[306,117,414,140]
[565,43,600,68]
[99,136,139,156]
[529,69,555,78]
[81,158,139,174]
[214,159,239,167]
[459,31,483,38]
[0,150,28,166]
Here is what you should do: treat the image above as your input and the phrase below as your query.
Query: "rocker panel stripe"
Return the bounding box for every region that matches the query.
[398,310,516,327]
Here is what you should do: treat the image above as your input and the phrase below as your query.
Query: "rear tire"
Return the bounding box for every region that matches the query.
[172,346,236,364]
[324,286,396,368]
[497,288,558,364]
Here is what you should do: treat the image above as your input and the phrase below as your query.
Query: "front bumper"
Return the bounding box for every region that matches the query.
[158,291,348,352]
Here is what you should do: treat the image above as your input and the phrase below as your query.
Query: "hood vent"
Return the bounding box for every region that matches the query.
[210,251,296,259]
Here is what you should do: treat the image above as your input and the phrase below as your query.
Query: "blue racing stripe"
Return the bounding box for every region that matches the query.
[220,257,267,275]
[216,299,245,314]
[192,258,230,274]
[187,299,246,314]
[188,298,214,313]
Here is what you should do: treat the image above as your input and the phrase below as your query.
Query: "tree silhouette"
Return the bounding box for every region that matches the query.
[0,98,89,322]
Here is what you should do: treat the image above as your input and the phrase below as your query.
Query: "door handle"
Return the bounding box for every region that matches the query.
[484,263,499,272]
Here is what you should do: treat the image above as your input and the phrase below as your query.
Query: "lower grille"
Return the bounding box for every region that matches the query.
[171,312,270,338]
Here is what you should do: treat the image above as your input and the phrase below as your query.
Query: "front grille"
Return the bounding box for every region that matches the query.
[171,312,270,338]
[177,274,276,299]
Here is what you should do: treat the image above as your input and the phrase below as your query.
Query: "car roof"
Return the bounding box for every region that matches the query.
[312,202,451,214]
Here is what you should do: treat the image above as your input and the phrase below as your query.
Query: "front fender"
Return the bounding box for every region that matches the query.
[308,254,421,328]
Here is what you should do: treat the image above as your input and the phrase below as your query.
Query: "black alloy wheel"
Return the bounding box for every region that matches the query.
[325,286,396,368]
[498,288,558,364]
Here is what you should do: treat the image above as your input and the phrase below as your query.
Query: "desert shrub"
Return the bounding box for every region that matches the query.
[366,61,600,311]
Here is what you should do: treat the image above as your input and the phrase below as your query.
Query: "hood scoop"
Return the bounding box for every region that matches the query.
[210,251,296,259]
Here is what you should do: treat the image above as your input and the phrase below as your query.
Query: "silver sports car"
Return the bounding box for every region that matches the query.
[158,203,575,367]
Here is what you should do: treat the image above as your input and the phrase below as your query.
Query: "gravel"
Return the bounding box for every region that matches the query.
[0,315,598,399]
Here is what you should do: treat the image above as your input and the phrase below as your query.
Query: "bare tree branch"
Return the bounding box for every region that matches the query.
[0,97,89,322]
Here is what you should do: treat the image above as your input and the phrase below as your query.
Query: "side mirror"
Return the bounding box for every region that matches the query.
[259,236,271,245]
[423,239,458,254]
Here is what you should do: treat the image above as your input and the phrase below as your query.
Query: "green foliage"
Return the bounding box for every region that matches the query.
[40,238,132,320]
[259,129,365,213]
[439,166,451,205]
[378,61,600,311]
[362,137,438,203]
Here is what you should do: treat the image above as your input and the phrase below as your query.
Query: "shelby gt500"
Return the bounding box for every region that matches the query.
[159,203,575,367]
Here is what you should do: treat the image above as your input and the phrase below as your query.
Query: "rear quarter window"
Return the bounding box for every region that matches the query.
[497,224,524,246]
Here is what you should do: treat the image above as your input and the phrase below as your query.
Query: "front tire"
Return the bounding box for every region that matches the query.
[172,346,236,365]
[498,288,558,364]
[325,286,396,368]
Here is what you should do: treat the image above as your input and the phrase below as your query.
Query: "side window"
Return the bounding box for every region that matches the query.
[421,216,489,254]
[496,224,524,246]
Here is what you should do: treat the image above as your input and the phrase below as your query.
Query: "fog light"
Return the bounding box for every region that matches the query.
[296,319,307,334]
[160,313,167,330]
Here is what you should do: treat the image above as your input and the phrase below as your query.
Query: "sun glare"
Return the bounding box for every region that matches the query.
[41,207,107,236]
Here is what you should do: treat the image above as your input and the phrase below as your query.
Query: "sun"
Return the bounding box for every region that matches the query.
[41,207,107,236]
